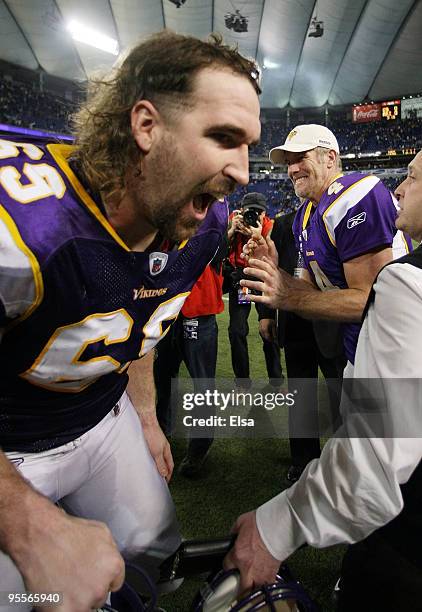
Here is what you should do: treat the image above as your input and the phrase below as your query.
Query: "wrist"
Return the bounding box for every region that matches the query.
[0,477,53,562]
[286,283,313,313]
[139,410,159,428]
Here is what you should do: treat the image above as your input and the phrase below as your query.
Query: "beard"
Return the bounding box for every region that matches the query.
[154,207,202,242]
[134,132,235,242]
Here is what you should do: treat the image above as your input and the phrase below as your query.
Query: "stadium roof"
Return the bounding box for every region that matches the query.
[1,0,421,109]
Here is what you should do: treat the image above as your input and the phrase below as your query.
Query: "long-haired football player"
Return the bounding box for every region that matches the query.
[0,31,261,610]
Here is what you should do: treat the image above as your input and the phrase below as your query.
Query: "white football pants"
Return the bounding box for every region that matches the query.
[0,392,180,610]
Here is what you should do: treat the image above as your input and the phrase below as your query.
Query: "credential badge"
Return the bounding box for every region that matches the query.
[149,252,168,276]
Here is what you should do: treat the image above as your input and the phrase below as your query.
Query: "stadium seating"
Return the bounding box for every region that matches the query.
[0,75,74,133]
[228,178,299,218]
[251,116,422,157]
[1,68,420,218]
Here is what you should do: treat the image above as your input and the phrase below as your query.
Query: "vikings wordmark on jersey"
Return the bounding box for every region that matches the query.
[0,137,227,451]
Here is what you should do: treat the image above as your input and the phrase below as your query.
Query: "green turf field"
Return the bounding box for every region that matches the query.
[158,304,345,611]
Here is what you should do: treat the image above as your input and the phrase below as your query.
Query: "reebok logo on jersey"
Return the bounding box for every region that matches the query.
[347,211,367,229]
[149,252,168,275]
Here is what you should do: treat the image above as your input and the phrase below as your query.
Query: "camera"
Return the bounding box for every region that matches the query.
[230,269,260,295]
[224,11,249,33]
[242,207,260,227]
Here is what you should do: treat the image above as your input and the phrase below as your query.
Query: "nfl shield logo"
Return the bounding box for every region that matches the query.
[149,252,168,276]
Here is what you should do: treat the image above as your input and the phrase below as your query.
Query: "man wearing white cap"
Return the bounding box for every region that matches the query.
[224,131,420,608]
[239,123,411,367]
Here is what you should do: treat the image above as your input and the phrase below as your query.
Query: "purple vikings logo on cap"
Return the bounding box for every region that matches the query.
[149,252,168,276]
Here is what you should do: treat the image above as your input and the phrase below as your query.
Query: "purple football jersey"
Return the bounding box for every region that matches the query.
[292,172,412,364]
[0,137,227,451]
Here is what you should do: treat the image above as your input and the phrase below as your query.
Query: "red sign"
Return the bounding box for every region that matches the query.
[352,104,381,123]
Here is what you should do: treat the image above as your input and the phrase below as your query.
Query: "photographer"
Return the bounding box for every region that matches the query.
[226,193,282,390]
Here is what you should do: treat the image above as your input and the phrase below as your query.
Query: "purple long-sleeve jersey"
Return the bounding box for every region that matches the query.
[292,172,412,363]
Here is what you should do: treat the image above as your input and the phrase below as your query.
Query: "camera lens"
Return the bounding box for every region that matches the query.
[242,208,260,227]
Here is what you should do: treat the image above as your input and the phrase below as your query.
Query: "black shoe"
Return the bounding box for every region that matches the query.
[178,449,210,478]
[285,465,303,485]
[234,378,252,392]
[262,380,287,394]
[267,376,285,388]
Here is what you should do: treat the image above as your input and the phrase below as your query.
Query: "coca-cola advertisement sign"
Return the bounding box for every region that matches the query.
[352,104,381,123]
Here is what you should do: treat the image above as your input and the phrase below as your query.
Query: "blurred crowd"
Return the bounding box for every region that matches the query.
[0,76,74,133]
[228,179,299,218]
[251,116,422,157]
[329,116,422,154]
[1,71,419,218]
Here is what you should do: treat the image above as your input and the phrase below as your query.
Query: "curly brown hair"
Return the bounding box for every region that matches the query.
[71,30,261,202]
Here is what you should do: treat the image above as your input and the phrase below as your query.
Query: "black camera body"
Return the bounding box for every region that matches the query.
[242,207,260,227]
[224,11,249,33]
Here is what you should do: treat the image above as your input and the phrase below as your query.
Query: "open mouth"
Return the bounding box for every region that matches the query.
[192,193,217,213]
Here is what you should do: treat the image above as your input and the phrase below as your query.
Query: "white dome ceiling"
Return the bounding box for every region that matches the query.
[1,0,421,108]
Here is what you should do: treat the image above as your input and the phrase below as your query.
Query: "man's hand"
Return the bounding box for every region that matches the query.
[223,511,281,596]
[248,219,263,242]
[141,416,174,482]
[126,354,173,481]
[229,211,252,237]
[13,498,125,611]
[259,318,277,343]
[240,256,310,310]
[242,235,278,266]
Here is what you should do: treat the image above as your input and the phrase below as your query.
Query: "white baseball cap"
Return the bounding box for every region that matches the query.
[269,124,340,164]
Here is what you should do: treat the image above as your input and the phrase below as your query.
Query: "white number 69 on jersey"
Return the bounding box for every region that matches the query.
[21,295,188,392]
